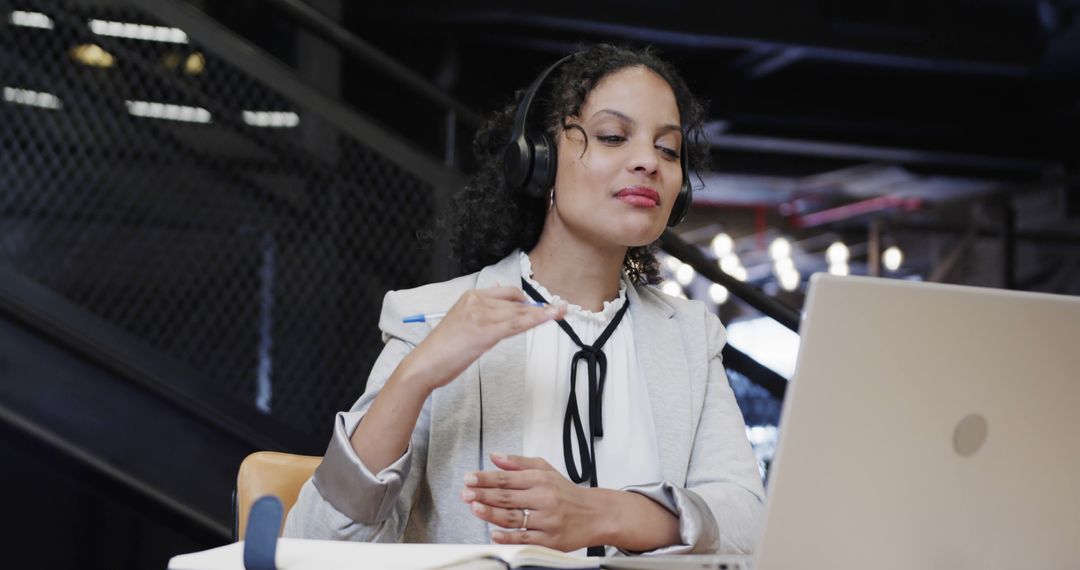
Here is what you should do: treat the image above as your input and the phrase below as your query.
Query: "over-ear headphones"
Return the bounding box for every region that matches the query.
[501,54,693,227]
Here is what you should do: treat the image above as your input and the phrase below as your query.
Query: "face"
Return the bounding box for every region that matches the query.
[547,65,684,249]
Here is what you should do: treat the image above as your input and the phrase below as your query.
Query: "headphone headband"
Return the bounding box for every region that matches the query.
[507,54,574,148]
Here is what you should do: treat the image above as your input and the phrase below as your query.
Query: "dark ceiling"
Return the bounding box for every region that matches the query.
[336,0,1080,174]
[198,0,1080,291]
[319,0,1079,291]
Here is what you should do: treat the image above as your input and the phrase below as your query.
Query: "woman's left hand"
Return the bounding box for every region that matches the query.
[461,453,607,552]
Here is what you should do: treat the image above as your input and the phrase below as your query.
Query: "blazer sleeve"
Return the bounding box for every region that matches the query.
[623,310,766,555]
[283,290,432,542]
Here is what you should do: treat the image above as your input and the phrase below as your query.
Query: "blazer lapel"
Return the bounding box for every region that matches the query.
[476,252,527,470]
[627,284,692,485]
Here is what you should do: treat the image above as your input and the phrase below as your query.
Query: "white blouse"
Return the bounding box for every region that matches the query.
[520,252,664,549]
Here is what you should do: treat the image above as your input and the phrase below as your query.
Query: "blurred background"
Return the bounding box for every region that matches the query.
[1,0,1077,567]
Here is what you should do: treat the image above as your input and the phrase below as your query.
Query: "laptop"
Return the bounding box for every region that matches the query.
[755,274,1080,570]
[617,275,1080,570]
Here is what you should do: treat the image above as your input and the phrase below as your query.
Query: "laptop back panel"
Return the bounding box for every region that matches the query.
[756,275,1080,570]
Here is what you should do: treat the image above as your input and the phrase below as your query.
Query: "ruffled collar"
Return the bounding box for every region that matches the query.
[519,250,627,325]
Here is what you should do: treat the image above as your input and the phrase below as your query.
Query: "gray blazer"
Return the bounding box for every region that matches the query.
[284,252,765,554]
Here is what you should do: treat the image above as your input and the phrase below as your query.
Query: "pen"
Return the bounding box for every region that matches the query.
[402,301,545,323]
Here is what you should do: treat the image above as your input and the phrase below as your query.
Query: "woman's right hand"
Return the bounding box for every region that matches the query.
[351,287,563,473]
[398,286,567,393]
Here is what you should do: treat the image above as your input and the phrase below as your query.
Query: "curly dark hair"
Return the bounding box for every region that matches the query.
[447,44,708,284]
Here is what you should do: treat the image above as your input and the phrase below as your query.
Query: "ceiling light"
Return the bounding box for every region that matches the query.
[720,253,742,274]
[778,268,801,291]
[184,52,205,75]
[773,257,795,275]
[89,19,188,44]
[125,100,210,123]
[10,10,53,29]
[162,52,182,71]
[70,44,115,68]
[708,283,729,305]
[710,233,734,258]
[675,263,695,286]
[769,237,791,260]
[3,86,61,109]
[660,280,686,299]
[883,246,903,271]
[663,255,681,272]
[826,241,849,265]
[242,110,300,128]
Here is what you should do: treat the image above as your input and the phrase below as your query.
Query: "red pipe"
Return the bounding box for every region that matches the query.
[789,195,922,228]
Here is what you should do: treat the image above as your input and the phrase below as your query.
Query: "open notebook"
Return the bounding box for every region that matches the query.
[168,539,601,570]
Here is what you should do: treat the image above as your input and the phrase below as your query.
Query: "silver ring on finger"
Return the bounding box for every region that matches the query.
[519,508,530,531]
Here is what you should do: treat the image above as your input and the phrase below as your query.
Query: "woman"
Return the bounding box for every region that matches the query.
[284,44,765,556]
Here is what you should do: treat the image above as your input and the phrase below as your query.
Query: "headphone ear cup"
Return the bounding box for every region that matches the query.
[524,132,556,198]
[667,184,691,227]
[667,149,693,227]
[502,137,532,190]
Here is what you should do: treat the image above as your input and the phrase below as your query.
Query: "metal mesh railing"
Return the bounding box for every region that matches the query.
[2,1,439,436]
